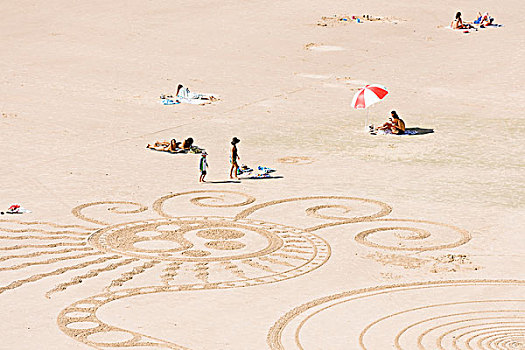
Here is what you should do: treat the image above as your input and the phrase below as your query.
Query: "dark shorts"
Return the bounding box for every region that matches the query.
[392,128,404,135]
[201,171,207,175]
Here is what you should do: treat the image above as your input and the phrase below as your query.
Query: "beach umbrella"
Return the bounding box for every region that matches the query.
[351,84,389,129]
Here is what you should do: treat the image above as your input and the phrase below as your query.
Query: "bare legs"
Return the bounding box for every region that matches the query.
[230,163,239,180]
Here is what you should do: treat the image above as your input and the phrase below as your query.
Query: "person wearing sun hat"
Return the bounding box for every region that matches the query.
[199,151,209,182]
[229,137,241,180]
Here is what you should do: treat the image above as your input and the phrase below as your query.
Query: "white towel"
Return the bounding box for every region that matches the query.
[177,87,217,100]
[6,205,31,214]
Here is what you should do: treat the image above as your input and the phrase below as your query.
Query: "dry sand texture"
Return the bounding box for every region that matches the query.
[0,0,524,349]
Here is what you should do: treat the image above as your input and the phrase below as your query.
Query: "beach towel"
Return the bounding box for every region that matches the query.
[250,173,271,178]
[161,99,180,105]
[375,129,418,136]
[446,25,476,33]
[177,98,212,105]
[237,164,253,175]
[257,166,276,173]
[240,173,283,180]
[177,87,216,100]
[189,146,205,154]
[147,146,186,154]
[5,204,31,214]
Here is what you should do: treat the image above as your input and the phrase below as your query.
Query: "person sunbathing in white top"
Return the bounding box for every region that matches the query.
[175,84,218,101]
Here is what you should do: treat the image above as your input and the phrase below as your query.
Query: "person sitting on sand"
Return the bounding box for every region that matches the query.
[376,115,395,131]
[147,139,181,152]
[390,111,406,134]
[376,111,405,134]
[451,12,474,29]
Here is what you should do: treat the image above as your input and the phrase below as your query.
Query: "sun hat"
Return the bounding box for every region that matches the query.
[232,137,240,144]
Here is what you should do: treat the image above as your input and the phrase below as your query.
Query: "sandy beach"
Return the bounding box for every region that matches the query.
[1,0,524,348]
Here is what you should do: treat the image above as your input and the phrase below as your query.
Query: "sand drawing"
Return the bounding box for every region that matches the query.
[267,280,525,350]
[367,252,480,273]
[0,190,478,349]
[316,14,405,27]
[71,201,149,225]
[354,218,471,252]
[277,156,315,165]
[45,258,139,298]
[106,260,160,291]
[58,216,329,348]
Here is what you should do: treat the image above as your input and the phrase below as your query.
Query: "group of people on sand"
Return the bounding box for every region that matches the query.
[199,137,242,182]
[451,11,494,29]
[147,136,241,182]
[147,137,194,153]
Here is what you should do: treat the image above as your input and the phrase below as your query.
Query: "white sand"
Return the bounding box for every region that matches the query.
[0,0,523,348]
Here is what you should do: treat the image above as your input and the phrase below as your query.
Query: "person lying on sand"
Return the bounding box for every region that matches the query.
[451,12,474,29]
[181,137,194,150]
[147,137,196,153]
[147,139,181,152]
[475,12,494,27]
[176,84,218,102]
[376,111,405,134]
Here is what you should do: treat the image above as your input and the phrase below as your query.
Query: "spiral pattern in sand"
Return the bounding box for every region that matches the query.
[268,280,525,350]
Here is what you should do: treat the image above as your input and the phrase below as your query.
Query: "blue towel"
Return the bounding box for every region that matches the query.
[258,166,276,173]
[162,99,180,105]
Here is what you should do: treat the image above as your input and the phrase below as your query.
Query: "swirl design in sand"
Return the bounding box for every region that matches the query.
[153,190,256,218]
[235,195,392,231]
[58,217,329,349]
[72,201,148,225]
[0,190,477,349]
[267,280,525,350]
[354,218,471,251]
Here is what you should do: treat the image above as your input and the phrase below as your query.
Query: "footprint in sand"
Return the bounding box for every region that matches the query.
[317,15,405,27]
[335,77,370,86]
[278,156,315,165]
[296,73,332,79]
[305,43,345,52]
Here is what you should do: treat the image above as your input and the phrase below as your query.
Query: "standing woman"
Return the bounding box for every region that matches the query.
[230,137,241,180]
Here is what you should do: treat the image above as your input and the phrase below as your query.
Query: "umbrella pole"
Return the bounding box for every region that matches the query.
[365,109,369,132]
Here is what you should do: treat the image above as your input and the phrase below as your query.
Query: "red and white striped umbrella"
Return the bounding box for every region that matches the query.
[351,84,389,109]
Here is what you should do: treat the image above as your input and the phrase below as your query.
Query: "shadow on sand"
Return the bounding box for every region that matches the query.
[406,127,434,135]
[206,180,241,184]
[204,176,283,183]
[241,176,284,180]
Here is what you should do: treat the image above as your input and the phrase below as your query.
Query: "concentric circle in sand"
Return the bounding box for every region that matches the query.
[268,280,525,350]
[60,220,331,349]
[88,217,286,262]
